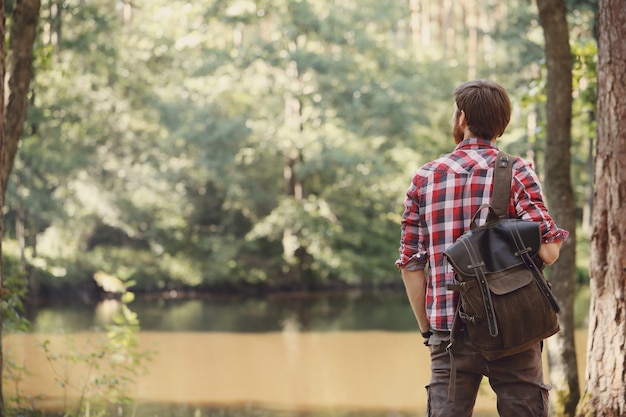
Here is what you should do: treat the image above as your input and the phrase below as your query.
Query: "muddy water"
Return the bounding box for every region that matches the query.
[6,331,502,415]
[7,294,587,416]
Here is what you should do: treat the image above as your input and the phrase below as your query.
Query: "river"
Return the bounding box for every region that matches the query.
[6,291,586,416]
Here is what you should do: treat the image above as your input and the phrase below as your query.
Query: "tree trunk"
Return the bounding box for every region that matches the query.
[420,0,430,48]
[3,0,41,182]
[0,1,41,414]
[576,0,626,415]
[0,0,6,414]
[536,0,580,416]
[479,0,494,71]
[465,0,478,80]
[442,0,455,59]
[408,0,420,58]
[282,42,307,281]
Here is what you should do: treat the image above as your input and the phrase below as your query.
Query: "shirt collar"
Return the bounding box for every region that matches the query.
[454,138,498,151]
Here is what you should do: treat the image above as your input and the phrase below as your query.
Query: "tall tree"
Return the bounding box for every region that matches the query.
[3,0,40,182]
[576,0,626,416]
[0,0,41,413]
[536,0,579,415]
[0,1,6,414]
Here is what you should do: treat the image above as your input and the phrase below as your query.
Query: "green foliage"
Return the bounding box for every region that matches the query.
[3,0,594,294]
[4,283,154,417]
[1,249,31,334]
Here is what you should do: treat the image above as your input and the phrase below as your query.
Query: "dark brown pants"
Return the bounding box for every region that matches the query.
[426,332,550,417]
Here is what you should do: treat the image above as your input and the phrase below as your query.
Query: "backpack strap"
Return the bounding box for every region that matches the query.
[463,151,512,338]
[493,152,559,313]
[492,151,513,219]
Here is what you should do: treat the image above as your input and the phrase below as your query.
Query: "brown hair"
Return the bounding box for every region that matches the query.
[453,80,511,140]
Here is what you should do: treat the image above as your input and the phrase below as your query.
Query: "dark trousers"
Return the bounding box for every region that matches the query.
[426,332,549,417]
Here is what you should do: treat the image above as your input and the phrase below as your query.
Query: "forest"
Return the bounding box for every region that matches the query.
[2,0,597,301]
[5,0,626,417]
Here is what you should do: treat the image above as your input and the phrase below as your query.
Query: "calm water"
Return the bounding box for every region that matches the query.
[29,291,419,333]
[8,291,522,417]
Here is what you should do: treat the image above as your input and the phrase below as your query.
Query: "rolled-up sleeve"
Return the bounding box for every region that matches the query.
[396,182,429,270]
[514,162,570,243]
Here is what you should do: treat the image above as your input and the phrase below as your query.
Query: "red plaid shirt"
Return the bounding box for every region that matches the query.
[396,138,569,331]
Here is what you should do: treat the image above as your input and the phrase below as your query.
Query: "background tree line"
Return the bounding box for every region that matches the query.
[2,0,596,300]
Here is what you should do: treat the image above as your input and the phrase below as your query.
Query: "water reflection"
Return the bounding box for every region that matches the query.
[94,298,123,323]
[16,292,515,416]
[30,291,419,333]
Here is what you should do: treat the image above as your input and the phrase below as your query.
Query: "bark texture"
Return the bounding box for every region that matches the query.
[0,0,6,415]
[2,0,41,189]
[576,0,626,416]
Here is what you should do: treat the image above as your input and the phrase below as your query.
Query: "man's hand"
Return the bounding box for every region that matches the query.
[539,241,563,265]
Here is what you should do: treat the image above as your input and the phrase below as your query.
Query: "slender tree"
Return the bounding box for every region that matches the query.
[536,0,579,415]
[0,1,6,413]
[576,0,626,415]
[3,0,41,182]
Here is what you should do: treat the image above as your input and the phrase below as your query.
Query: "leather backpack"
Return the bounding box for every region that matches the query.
[443,151,560,362]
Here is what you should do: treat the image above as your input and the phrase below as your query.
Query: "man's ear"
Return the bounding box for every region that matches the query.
[458,110,467,127]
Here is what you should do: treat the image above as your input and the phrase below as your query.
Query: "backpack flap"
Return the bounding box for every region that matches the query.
[487,267,534,295]
[444,218,541,280]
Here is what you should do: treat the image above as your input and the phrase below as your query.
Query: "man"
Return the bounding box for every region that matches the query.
[396,79,569,416]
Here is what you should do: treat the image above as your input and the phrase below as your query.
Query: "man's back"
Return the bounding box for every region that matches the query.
[404,138,500,330]
[397,80,568,416]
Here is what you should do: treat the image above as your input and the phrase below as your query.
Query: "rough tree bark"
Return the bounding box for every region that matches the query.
[536,0,580,416]
[3,0,41,182]
[0,0,42,414]
[0,1,7,414]
[575,0,626,416]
